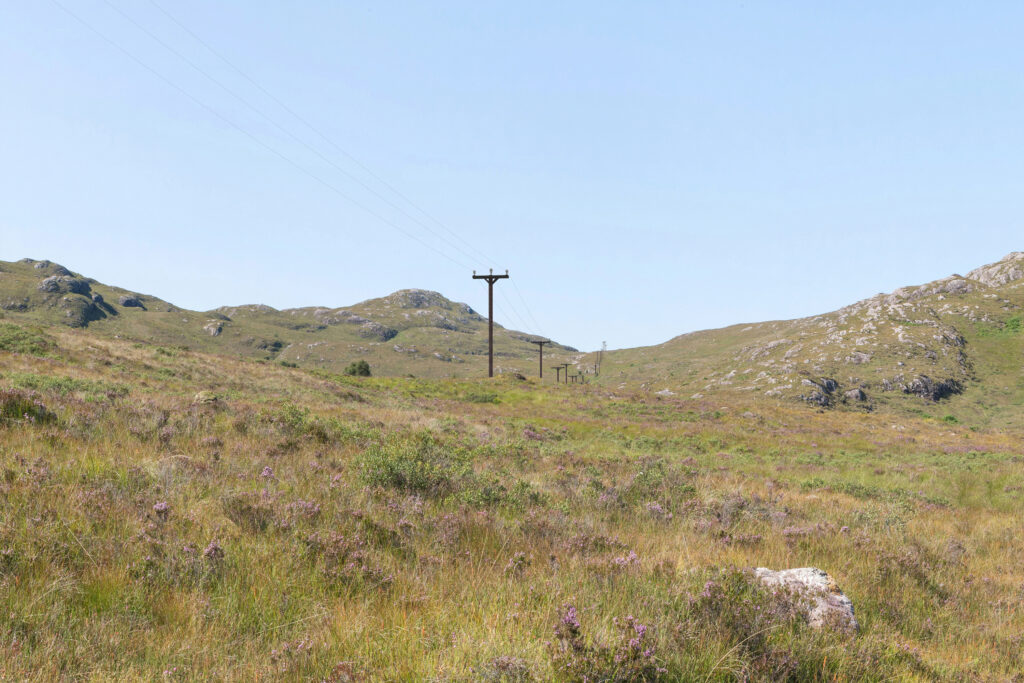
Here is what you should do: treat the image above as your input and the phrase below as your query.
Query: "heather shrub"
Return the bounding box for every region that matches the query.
[6,372,128,398]
[548,605,669,682]
[678,568,887,680]
[221,492,275,532]
[0,389,55,424]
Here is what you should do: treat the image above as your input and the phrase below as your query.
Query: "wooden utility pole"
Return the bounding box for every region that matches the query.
[557,362,573,385]
[530,339,550,378]
[555,363,569,384]
[472,269,509,377]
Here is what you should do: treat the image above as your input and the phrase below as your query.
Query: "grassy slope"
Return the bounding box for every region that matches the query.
[587,253,1024,427]
[1,325,1023,679]
[0,258,578,380]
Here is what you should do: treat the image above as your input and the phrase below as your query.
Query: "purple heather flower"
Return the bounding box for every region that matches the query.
[261,466,274,479]
[560,605,581,630]
[153,501,169,518]
[203,540,224,561]
[611,550,640,567]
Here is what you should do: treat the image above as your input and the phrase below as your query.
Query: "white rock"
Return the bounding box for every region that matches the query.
[755,567,858,632]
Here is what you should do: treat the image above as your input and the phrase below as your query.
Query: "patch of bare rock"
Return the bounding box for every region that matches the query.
[755,567,858,632]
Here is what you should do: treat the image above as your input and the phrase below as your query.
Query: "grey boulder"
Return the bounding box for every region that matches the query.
[755,567,858,632]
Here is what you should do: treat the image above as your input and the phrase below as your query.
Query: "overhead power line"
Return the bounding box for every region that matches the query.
[146,0,498,269]
[53,0,550,349]
[49,0,472,272]
[141,0,549,336]
[510,277,543,333]
[103,0,486,270]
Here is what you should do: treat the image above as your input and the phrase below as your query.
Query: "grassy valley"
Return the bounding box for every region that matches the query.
[2,254,1024,679]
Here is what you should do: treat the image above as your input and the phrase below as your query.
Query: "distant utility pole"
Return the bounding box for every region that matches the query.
[554,363,568,384]
[596,341,607,376]
[530,339,550,378]
[472,268,509,378]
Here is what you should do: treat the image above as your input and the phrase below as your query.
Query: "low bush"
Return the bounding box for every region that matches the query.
[358,432,471,496]
[0,389,55,424]
[343,360,371,377]
[0,323,55,356]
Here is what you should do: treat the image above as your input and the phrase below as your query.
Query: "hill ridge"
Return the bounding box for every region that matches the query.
[0,258,577,378]
[591,251,1024,424]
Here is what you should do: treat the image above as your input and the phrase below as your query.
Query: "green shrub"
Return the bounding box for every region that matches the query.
[359,432,470,496]
[344,360,371,377]
[462,389,499,404]
[4,373,128,398]
[0,324,54,356]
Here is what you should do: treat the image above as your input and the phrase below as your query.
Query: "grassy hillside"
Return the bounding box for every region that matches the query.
[1,323,1024,679]
[586,252,1024,427]
[0,258,578,379]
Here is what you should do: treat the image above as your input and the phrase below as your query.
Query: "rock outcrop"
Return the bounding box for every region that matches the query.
[118,295,144,308]
[38,276,90,295]
[755,567,858,632]
[966,252,1024,287]
[844,388,867,402]
[903,375,962,401]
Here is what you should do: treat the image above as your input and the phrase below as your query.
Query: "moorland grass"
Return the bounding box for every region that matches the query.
[0,331,1023,680]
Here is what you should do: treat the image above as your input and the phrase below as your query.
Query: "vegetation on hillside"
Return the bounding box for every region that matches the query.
[589,252,1024,427]
[1,326,1023,679]
[0,258,577,379]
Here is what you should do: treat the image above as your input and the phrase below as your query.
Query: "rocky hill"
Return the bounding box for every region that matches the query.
[586,252,1024,425]
[0,258,577,378]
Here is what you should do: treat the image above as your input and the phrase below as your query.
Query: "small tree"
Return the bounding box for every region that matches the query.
[344,360,371,377]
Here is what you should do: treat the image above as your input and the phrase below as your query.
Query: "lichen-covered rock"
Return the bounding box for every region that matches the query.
[203,321,223,337]
[846,351,872,365]
[393,289,450,309]
[359,321,397,341]
[755,567,858,632]
[38,276,90,295]
[119,295,144,308]
[966,252,1024,287]
[804,390,829,407]
[58,296,106,327]
[844,388,867,402]
[904,375,962,401]
[801,377,839,406]
[31,260,73,276]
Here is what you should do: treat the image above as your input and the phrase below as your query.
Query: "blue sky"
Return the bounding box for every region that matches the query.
[1,2,1021,351]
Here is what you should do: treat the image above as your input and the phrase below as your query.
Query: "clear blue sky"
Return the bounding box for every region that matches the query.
[1,2,1021,351]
